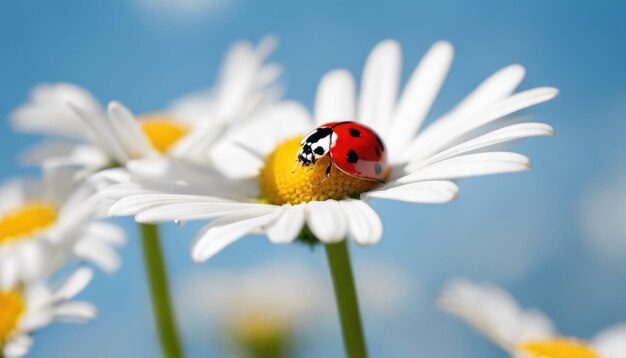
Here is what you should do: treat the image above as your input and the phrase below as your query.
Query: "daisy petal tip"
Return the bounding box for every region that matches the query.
[322,69,354,84]
[374,39,401,53]
[107,100,131,116]
[259,34,279,51]
[190,246,211,263]
[432,40,454,56]
[107,205,124,217]
[542,87,560,99]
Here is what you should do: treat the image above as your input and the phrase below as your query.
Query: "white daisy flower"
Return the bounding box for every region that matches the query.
[105,39,557,262]
[0,165,125,289]
[1,267,96,358]
[10,36,282,171]
[438,279,626,358]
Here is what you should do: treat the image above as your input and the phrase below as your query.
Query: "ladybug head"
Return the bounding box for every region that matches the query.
[297,127,333,166]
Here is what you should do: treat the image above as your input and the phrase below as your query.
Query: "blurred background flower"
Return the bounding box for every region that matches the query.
[175,259,411,357]
[1,1,626,357]
[438,279,626,358]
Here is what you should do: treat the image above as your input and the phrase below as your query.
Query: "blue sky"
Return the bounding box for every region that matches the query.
[2,0,626,357]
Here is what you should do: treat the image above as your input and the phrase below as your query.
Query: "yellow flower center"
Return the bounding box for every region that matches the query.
[0,203,57,245]
[519,338,599,358]
[258,137,381,205]
[0,290,26,345]
[234,312,288,345]
[139,114,190,153]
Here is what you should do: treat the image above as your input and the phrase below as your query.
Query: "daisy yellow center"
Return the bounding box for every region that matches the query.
[0,203,57,245]
[234,312,288,345]
[0,290,25,345]
[519,338,599,358]
[139,114,190,153]
[258,137,381,205]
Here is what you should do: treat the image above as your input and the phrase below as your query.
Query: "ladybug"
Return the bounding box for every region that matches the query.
[297,121,389,183]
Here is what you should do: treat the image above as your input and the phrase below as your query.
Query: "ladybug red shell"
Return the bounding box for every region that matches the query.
[297,121,389,183]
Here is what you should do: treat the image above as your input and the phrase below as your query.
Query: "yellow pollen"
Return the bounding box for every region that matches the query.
[139,114,190,153]
[258,137,383,205]
[519,338,599,358]
[0,203,57,245]
[0,290,25,345]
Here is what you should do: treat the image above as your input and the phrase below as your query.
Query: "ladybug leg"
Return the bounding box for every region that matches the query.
[290,160,300,174]
[315,133,335,187]
[315,161,333,187]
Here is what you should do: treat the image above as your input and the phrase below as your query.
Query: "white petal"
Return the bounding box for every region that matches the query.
[358,40,401,135]
[52,267,93,300]
[168,122,226,160]
[19,141,82,165]
[15,241,47,283]
[339,200,383,246]
[213,37,279,121]
[191,207,281,262]
[438,279,554,350]
[166,89,215,124]
[3,334,33,358]
[451,64,526,117]
[135,202,272,223]
[89,168,131,193]
[68,102,130,164]
[85,222,126,245]
[73,240,121,273]
[364,180,459,204]
[203,135,264,179]
[255,35,279,60]
[41,163,83,206]
[0,179,28,212]
[109,194,227,217]
[214,41,258,119]
[10,83,102,139]
[398,152,530,184]
[406,87,559,161]
[314,70,356,126]
[126,158,193,181]
[397,64,526,164]
[108,101,155,158]
[54,302,97,322]
[0,257,19,290]
[18,310,54,332]
[306,200,348,243]
[266,204,306,244]
[387,41,454,153]
[407,122,554,171]
[209,101,313,178]
[592,324,626,358]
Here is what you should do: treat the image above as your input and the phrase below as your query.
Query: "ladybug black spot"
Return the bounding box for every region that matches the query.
[346,150,359,163]
[314,146,325,155]
[349,128,361,137]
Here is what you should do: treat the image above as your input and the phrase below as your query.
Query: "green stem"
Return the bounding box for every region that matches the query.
[325,240,368,358]
[140,224,183,358]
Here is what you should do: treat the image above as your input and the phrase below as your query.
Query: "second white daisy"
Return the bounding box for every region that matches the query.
[0,166,124,289]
